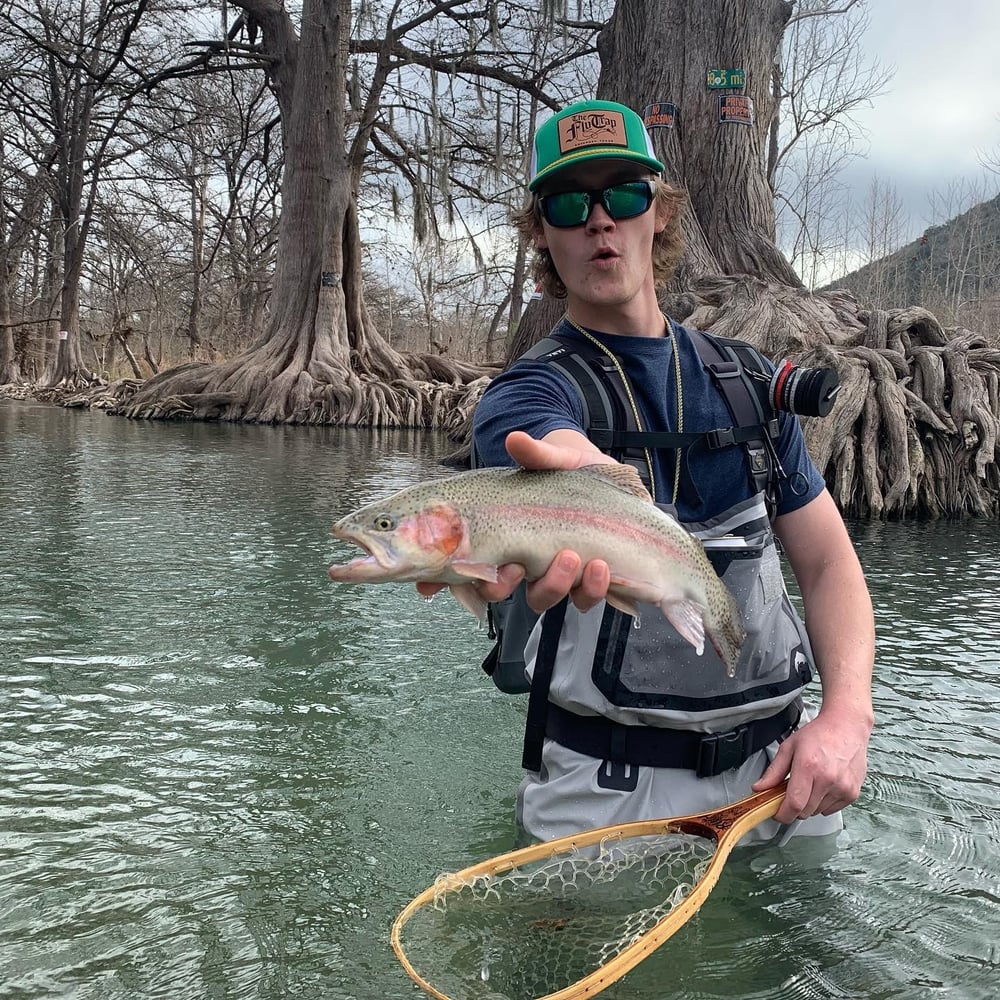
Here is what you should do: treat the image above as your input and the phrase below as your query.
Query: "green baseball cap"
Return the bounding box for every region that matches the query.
[528,99,665,192]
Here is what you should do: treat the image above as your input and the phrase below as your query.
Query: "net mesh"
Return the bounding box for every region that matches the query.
[396,831,716,1000]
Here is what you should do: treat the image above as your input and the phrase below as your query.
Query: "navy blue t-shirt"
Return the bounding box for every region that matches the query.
[472,320,825,522]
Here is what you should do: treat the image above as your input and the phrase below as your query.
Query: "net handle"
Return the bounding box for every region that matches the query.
[391,780,789,1000]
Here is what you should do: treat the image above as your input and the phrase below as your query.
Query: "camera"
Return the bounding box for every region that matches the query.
[761,359,840,418]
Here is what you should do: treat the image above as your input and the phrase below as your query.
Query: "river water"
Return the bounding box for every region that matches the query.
[1,400,998,1000]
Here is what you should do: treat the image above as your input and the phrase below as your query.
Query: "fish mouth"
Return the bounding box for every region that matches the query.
[328,553,386,581]
[328,542,402,581]
[329,523,399,574]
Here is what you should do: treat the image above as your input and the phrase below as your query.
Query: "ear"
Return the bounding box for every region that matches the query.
[653,198,672,235]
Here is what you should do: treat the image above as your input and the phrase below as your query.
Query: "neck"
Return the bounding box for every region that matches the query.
[565,290,666,338]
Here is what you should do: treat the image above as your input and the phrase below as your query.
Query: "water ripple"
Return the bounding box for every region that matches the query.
[2,406,999,999]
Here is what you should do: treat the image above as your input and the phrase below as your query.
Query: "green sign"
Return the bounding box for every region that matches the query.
[706,68,745,89]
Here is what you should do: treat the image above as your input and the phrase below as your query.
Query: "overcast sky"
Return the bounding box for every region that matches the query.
[846,0,1000,231]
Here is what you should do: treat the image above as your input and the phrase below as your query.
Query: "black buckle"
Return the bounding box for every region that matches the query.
[706,427,736,449]
[696,724,750,778]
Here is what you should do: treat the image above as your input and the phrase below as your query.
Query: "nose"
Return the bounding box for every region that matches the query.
[585,201,615,232]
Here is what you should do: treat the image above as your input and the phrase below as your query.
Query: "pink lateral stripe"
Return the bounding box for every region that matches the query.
[490,503,696,568]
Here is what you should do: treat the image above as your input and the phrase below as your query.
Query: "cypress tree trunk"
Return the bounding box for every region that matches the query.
[597,0,800,287]
[504,0,1000,518]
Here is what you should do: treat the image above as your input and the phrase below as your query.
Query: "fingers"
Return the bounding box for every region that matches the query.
[505,431,579,470]
[525,550,580,613]
[525,550,610,614]
[776,778,854,825]
[751,745,790,793]
[753,726,867,824]
[574,558,611,613]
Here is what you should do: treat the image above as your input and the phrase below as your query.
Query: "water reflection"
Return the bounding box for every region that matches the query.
[1,402,998,999]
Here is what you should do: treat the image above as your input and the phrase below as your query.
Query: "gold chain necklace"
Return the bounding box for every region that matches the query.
[563,315,684,504]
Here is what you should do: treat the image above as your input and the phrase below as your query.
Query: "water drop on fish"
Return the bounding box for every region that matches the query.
[632,615,642,630]
[421,592,435,604]
[481,964,490,982]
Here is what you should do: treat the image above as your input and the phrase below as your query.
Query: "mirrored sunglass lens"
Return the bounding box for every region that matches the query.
[542,183,652,226]
[604,183,652,219]
[544,191,590,226]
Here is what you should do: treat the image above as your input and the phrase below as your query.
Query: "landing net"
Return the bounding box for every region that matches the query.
[394,831,715,1000]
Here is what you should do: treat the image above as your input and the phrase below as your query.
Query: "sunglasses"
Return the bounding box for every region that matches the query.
[539,180,656,228]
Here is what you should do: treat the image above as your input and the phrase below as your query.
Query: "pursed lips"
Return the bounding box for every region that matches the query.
[590,245,620,263]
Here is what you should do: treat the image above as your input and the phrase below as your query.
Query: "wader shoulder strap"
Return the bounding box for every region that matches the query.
[523,327,780,463]
[522,336,619,444]
[521,597,569,772]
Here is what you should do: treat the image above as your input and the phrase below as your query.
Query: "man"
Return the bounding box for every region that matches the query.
[422,99,874,844]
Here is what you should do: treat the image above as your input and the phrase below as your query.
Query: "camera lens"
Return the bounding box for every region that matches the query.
[770,361,840,418]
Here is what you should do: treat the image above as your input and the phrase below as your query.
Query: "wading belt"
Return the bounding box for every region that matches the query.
[544,702,801,778]
[520,595,800,778]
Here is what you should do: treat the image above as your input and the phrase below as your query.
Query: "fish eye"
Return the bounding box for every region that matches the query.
[373,513,396,531]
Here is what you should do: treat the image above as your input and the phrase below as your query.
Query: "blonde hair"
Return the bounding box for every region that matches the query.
[512,177,686,299]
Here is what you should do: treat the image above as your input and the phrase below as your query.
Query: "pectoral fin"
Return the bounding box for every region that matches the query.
[449,561,500,583]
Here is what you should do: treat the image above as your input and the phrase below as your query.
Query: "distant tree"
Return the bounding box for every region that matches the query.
[923,180,1000,329]
[121,0,603,425]
[772,0,891,288]
[857,175,908,309]
[134,73,282,356]
[0,130,53,383]
[0,1,179,386]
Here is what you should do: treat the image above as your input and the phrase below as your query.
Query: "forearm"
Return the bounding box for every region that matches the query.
[776,490,875,734]
[799,559,875,734]
[760,496,875,814]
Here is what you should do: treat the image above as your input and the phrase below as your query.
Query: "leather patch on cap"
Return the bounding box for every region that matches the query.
[558,109,628,153]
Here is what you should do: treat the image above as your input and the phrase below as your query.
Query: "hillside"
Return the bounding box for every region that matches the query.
[826,193,1000,338]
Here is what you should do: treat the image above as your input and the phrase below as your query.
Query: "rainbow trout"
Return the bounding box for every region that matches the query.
[328,464,746,675]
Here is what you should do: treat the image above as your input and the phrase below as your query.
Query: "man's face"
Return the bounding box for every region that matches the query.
[535,160,666,315]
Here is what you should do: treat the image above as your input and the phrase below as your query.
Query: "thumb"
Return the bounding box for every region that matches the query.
[505,430,612,471]
[505,431,577,470]
[752,744,791,792]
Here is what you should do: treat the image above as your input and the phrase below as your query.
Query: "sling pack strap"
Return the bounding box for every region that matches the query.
[521,597,569,772]
[592,426,771,450]
[521,334,651,487]
[685,327,778,500]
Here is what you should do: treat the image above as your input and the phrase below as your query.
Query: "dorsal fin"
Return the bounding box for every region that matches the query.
[577,463,654,503]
